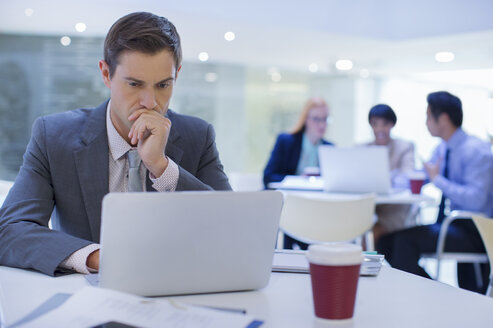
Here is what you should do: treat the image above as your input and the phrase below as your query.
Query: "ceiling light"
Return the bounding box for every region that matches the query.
[435,51,455,63]
[75,22,87,33]
[224,32,235,42]
[198,52,209,62]
[24,8,34,17]
[204,72,218,82]
[360,69,370,78]
[335,59,353,71]
[308,63,319,73]
[60,36,71,46]
[271,72,281,82]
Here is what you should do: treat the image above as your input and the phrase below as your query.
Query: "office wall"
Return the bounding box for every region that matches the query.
[0,33,491,181]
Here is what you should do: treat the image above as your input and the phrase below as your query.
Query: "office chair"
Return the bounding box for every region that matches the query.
[421,210,488,288]
[279,192,376,250]
[472,215,493,297]
[228,172,263,191]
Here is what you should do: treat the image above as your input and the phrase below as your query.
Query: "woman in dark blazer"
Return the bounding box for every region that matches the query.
[263,97,333,249]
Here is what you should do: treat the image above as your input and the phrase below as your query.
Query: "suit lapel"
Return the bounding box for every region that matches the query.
[74,101,109,242]
[165,110,184,164]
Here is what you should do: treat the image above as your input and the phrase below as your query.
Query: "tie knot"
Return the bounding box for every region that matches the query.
[127,149,141,168]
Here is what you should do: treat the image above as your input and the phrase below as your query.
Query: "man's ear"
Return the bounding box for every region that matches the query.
[99,60,111,88]
[175,65,182,80]
[438,112,450,126]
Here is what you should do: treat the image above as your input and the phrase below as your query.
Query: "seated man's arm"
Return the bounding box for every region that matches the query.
[0,118,93,276]
[434,148,492,211]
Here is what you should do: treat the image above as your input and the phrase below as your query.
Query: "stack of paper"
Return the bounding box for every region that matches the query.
[13,286,263,328]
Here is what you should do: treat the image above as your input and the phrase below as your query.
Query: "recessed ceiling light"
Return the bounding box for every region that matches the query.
[198,52,209,62]
[75,22,87,33]
[204,72,218,82]
[24,8,34,17]
[224,32,235,42]
[360,69,370,78]
[60,36,71,46]
[435,51,455,63]
[308,63,319,73]
[335,59,353,71]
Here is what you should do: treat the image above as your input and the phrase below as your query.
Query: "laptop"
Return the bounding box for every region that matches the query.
[98,190,283,297]
[318,145,392,194]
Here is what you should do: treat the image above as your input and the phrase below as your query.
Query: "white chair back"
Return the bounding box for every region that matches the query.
[0,180,14,207]
[228,172,263,191]
[280,192,376,244]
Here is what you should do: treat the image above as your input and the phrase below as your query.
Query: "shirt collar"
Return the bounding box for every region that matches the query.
[106,100,133,161]
[445,128,466,151]
[302,133,322,148]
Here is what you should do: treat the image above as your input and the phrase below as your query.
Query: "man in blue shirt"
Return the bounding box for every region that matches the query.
[376,91,493,293]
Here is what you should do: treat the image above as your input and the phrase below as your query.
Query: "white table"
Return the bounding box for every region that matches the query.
[280,189,434,205]
[1,265,493,327]
[269,176,434,205]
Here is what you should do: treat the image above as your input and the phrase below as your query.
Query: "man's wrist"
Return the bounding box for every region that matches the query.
[148,157,169,178]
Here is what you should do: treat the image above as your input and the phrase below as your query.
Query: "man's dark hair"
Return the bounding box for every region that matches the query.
[368,104,397,125]
[427,91,463,127]
[104,12,182,78]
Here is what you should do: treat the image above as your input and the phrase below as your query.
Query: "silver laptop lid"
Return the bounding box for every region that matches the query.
[319,146,391,194]
[99,191,283,296]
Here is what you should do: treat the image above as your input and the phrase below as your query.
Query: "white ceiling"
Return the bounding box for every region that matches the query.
[1,0,493,75]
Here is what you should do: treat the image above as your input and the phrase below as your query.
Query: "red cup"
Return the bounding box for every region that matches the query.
[407,171,426,194]
[307,243,363,321]
[409,179,424,194]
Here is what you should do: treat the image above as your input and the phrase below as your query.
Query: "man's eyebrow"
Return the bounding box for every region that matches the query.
[123,77,175,84]
[156,77,175,84]
[124,77,144,84]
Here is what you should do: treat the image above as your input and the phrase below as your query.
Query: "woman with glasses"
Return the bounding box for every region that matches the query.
[263,97,333,249]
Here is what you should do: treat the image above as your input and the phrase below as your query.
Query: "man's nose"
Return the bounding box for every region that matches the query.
[139,89,157,109]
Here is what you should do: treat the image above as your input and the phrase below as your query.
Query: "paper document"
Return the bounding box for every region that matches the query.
[15,286,262,328]
[272,249,384,276]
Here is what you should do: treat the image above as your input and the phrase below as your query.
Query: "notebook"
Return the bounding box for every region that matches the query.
[318,146,392,194]
[98,191,283,297]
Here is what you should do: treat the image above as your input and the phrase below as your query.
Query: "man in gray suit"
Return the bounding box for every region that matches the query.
[0,12,231,276]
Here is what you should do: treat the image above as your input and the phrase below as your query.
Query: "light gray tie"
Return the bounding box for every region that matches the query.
[127,149,143,192]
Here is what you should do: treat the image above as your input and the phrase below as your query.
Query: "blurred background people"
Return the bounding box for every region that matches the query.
[263,97,333,188]
[376,91,493,293]
[263,97,333,249]
[364,104,416,241]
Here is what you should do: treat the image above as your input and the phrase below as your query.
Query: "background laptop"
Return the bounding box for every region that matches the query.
[318,145,391,194]
[98,191,283,297]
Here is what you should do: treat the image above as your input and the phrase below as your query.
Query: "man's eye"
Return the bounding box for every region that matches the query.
[158,83,170,89]
[128,82,140,87]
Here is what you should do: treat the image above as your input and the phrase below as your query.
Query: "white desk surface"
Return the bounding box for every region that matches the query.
[1,265,493,328]
[280,189,435,205]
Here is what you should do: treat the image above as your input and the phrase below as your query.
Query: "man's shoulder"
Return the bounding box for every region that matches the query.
[38,102,106,127]
[33,102,107,140]
[167,109,209,129]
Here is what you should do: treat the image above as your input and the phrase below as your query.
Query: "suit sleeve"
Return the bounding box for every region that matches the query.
[0,118,92,276]
[176,123,231,191]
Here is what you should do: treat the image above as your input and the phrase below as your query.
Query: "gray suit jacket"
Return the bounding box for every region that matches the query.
[0,100,231,275]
